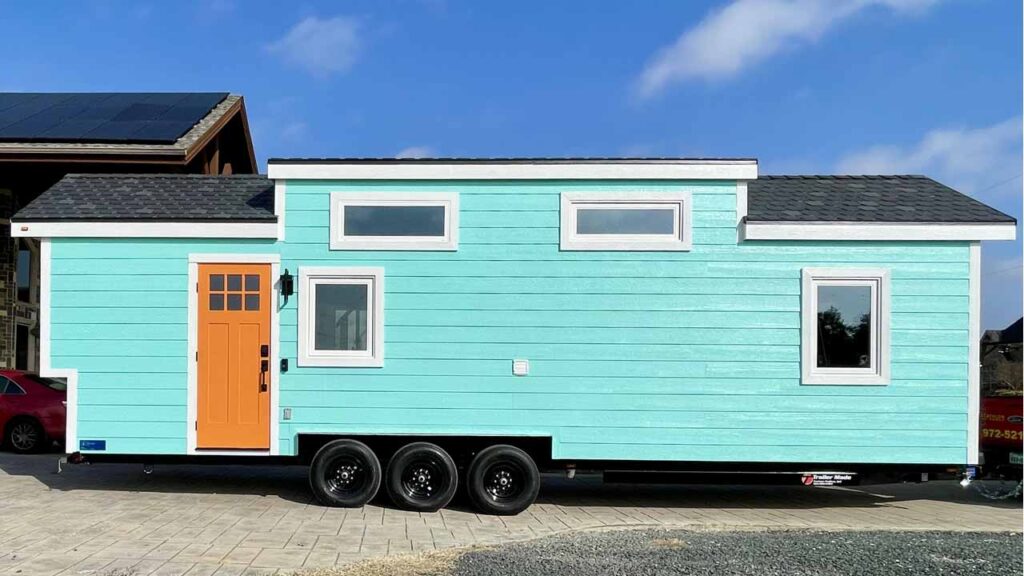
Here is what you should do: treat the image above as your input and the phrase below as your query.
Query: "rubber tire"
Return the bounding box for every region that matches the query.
[467,444,540,515]
[385,442,458,512]
[6,418,44,454]
[309,439,382,507]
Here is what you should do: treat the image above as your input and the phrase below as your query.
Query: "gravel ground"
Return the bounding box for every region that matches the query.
[446,529,1022,576]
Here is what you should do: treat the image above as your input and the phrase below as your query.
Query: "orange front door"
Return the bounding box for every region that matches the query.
[197,263,271,449]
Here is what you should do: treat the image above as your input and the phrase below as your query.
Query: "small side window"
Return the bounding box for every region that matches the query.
[801,268,891,385]
[330,192,458,251]
[298,267,384,367]
[560,192,692,251]
[0,378,26,395]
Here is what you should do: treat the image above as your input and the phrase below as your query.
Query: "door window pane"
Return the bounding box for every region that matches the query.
[315,284,369,351]
[227,294,242,311]
[209,274,225,291]
[209,294,224,311]
[245,294,260,311]
[226,274,242,291]
[344,205,446,237]
[245,275,260,291]
[576,208,676,235]
[816,285,872,368]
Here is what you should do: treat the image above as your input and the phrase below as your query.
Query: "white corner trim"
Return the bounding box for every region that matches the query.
[187,253,281,456]
[297,267,385,367]
[559,191,693,252]
[329,192,459,251]
[274,180,286,241]
[37,239,80,450]
[744,222,1017,241]
[11,221,279,239]
[967,242,981,465]
[268,161,758,181]
[736,180,748,242]
[800,267,892,386]
[735,181,748,225]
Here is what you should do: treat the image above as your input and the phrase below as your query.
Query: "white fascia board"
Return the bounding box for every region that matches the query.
[11,221,279,239]
[743,222,1017,241]
[268,161,758,181]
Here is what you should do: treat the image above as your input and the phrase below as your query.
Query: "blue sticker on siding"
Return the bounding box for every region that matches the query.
[79,440,106,451]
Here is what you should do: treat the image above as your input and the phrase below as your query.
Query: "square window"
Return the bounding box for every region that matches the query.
[801,268,891,386]
[227,294,242,311]
[560,192,692,251]
[227,274,242,291]
[314,284,368,351]
[330,192,458,251]
[209,293,225,311]
[209,274,224,291]
[298,267,384,367]
[245,294,260,311]
[245,274,260,291]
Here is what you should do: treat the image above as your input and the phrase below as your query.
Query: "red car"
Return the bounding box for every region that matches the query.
[0,370,66,453]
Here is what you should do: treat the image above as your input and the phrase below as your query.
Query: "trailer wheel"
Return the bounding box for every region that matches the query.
[467,444,540,515]
[385,442,458,512]
[309,439,381,507]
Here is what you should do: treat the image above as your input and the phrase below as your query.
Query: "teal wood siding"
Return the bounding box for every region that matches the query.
[49,179,972,463]
[49,239,276,454]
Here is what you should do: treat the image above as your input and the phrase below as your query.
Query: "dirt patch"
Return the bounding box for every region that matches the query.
[293,548,473,576]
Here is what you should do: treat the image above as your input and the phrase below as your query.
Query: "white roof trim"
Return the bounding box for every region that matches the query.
[268,161,758,181]
[11,220,278,239]
[743,221,1017,241]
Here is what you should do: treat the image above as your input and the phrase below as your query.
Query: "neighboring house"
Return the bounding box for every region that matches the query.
[981,317,1022,397]
[9,160,1018,513]
[0,92,257,371]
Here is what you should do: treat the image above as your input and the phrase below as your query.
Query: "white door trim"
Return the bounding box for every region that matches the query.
[187,253,281,456]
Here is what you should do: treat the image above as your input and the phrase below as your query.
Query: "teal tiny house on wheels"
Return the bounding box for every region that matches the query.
[11,159,1017,513]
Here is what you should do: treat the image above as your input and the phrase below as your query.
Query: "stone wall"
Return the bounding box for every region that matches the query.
[0,188,15,368]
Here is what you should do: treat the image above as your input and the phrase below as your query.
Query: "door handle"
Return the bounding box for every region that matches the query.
[259,355,269,392]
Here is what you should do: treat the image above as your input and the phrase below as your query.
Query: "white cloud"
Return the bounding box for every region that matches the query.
[396,146,435,159]
[267,16,359,78]
[836,117,1023,197]
[836,117,1023,330]
[636,0,941,98]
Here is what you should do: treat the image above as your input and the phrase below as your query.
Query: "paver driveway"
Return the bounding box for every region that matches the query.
[0,452,1019,576]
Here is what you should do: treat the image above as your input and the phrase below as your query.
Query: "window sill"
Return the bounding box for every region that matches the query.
[801,372,890,386]
[559,240,692,251]
[297,355,384,368]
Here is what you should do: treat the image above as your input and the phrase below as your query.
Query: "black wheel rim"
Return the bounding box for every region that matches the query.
[325,455,369,496]
[483,461,525,502]
[11,423,38,451]
[400,457,448,500]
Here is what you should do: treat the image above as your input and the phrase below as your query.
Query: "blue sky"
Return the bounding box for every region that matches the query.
[1,0,1020,329]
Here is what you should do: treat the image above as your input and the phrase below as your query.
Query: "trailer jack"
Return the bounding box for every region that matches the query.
[57,452,89,473]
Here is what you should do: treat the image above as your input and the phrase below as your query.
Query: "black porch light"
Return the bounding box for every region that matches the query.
[280,269,294,296]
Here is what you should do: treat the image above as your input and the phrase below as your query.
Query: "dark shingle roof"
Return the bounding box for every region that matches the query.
[0,93,228,144]
[12,174,274,222]
[748,175,1015,224]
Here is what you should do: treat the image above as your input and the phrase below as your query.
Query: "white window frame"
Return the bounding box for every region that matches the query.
[801,268,891,386]
[298,267,384,367]
[560,191,692,251]
[329,192,458,251]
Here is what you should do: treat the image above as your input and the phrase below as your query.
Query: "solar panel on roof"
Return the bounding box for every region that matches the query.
[0,92,228,144]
